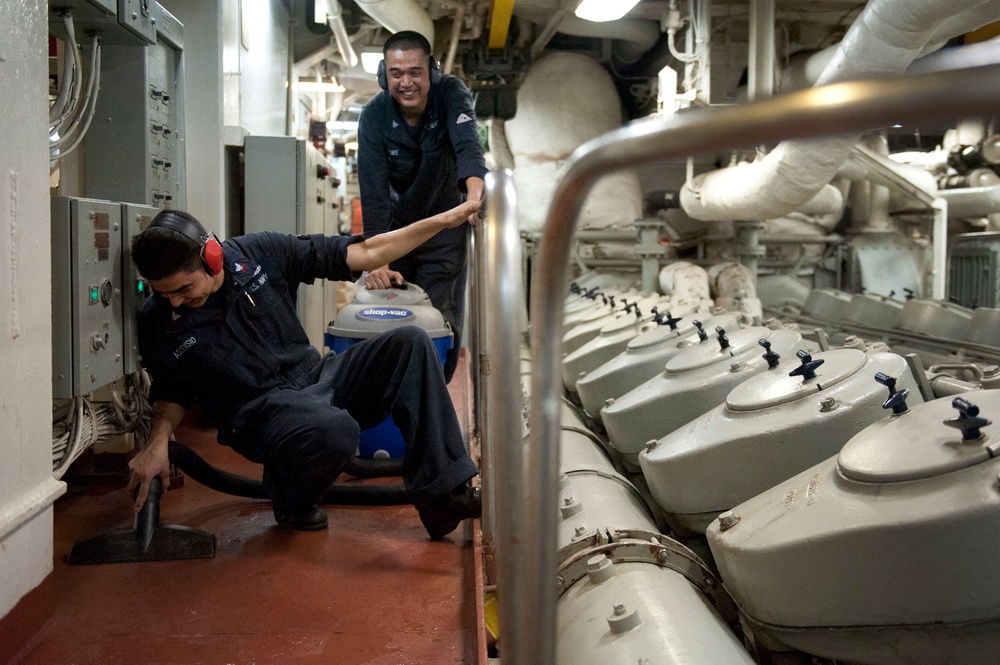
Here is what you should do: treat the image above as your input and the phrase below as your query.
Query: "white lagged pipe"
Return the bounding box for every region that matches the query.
[679,0,1000,223]
[354,0,434,48]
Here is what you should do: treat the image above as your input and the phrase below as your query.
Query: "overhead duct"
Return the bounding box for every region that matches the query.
[679,0,1000,223]
[352,0,434,49]
[515,7,660,64]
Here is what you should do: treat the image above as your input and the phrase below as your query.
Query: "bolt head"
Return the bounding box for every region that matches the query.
[718,510,739,531]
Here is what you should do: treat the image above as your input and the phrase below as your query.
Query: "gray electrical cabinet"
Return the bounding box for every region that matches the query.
[52,197,125,398]
[121,202,158,374]
[244,136,340,351]
[83,2,185,210]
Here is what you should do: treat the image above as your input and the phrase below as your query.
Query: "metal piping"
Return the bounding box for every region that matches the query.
[679,0,1000,223]
[327,10,358,67]
[747,0,775,101]
[527,61,1000,665]
[435,0,466,74]
[939,184,1000,218]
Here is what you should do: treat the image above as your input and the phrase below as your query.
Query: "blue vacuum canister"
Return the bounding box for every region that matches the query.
[325,281,453,458]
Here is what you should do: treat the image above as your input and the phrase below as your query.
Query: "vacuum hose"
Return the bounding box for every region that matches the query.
[168,441,410,506]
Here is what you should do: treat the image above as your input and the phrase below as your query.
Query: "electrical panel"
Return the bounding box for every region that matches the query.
[244,137,340,351]
[48,0,154,46]
[83,4,184,210]
[121,203,158,374]
[52,197,125,399]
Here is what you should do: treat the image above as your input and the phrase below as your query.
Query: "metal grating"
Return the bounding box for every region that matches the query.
[950,244,999,309]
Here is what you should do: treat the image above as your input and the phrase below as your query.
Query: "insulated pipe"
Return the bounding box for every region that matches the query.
[939,185,1000,218]
[678,0,1000,223]
[354,0,434,49]
[528,62,1000,665]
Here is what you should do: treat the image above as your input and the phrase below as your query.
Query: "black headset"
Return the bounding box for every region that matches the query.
[149,210,224,276]
[377,30,441,91]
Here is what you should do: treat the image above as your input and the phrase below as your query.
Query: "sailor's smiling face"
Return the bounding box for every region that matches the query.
[385,48,431,119]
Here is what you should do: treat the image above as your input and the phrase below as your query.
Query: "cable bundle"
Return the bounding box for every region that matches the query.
[52,371,152,479]
[49,11,103,162]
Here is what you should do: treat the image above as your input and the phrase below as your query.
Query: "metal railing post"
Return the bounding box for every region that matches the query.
[477,170,529,663]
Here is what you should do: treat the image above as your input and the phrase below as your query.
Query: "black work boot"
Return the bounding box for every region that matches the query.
[418,485,482,540]
[273,504,329,531]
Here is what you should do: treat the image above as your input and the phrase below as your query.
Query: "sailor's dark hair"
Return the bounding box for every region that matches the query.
[130,210,205,280]
[382,30,432,57]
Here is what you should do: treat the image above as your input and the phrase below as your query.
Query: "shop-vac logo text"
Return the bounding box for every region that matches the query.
[358,307,414,321]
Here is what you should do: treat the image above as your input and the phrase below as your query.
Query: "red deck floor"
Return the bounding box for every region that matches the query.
[5,358,484,665]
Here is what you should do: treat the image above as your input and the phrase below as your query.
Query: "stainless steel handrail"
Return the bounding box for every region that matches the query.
[476,170,524,604]
[524,60,1000,665]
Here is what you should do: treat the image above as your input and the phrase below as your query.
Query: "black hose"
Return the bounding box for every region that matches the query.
[344,455,403,478]
[168,441,410,506]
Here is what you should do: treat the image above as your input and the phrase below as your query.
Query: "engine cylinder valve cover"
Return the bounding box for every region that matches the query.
[707,389,1000,665]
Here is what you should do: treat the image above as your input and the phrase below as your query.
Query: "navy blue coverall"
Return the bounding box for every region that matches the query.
[138,231,479,513]
[358,74,487,382]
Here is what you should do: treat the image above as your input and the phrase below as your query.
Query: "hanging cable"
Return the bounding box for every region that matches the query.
[49,12,83,131]
[52,371,152,479]
[52,36,102,159]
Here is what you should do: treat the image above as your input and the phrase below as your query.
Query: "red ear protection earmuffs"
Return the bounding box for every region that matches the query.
[149,211,224,276]
[377,31,441,91]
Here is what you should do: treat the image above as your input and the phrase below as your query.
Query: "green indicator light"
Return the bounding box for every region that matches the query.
[137,280,146,294]
[90,287,100,302]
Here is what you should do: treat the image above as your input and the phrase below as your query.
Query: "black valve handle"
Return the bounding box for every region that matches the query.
[943,397,992,441]
[693,320,708,342]
[874,372,910,415]
[758,338,781,369]
[716,326,730,350]
[788,349,824,381]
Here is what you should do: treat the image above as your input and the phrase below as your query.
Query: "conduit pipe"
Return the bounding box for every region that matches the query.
[527,61,1000,665]
[353,0,434,48]
[679,0,1000,223]
[324,0,358,67]
[436,0,466,74]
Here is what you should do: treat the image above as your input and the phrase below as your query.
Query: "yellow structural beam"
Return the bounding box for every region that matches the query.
[488,0,516,49]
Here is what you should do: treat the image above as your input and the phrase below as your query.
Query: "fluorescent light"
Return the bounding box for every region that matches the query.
[361,50,383,75]
[574,0,640,22]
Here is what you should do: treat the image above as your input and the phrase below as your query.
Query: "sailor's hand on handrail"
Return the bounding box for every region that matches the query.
[443,199,480,228]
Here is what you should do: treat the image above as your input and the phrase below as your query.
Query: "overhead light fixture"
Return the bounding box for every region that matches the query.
[574,0,641,22]
[360,49,383,75]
